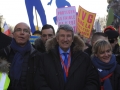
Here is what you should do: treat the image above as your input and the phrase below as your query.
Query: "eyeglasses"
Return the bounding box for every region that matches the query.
[108,39,115,43]
[14,28,30,33]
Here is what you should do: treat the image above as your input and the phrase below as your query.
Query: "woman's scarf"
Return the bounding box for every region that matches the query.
[91,54,117,90]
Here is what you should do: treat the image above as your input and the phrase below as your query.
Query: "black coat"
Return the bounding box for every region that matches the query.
[84,45,92,56]
[35,35,100,90]
[0,45,41,90]
[34,38,46,53]
[109,65,120,90]
[113,44,120,64]
[0,32,12,50]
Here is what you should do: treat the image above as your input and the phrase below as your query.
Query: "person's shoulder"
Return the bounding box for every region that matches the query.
[77,50,91,59]
[34,38,42,46]
[84,45,92,56]
[0,45,11,58]
[115,64,120,71]
[30,45,41,55]
[0,45,11,53]
[114,64,120,75]
[0,33,12,49]
[0,32,12,40]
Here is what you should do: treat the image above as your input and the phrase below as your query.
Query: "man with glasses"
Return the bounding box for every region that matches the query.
[104,25,120,64]
[34,24,55,53]
[0,22,41,90]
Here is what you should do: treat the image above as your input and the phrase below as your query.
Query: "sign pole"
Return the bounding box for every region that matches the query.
[35,8,39,30]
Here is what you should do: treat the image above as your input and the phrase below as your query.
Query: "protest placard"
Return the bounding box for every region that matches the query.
[77,6,96,38]
[56,6,76,32]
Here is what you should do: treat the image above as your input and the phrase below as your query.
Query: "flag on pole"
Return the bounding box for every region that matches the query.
[3,22,10,36]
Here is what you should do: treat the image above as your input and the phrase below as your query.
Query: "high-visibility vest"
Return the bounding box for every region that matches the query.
[0,72,10,90]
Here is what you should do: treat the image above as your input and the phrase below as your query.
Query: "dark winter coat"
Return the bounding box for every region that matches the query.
[113,44,120,64]
[84,45,92,56]
[109,64,120,90]
[0,45,41,90]
[0,32,12,50]
[34,38,46,53]
[35,35,100,90]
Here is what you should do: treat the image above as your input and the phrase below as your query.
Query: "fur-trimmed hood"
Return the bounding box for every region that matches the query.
[45,34,85,52]
[0,58,10,73]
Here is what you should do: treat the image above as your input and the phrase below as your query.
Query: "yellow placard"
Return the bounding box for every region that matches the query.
[77,6,96,38]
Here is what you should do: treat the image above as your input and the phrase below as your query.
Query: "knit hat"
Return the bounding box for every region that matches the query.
[104,26,119,39]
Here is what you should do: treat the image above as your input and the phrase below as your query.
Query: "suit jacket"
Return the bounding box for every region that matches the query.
[35,35,100,90]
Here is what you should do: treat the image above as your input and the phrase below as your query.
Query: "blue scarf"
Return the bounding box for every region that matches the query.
[10,39,31,81]
[91,54,116,90]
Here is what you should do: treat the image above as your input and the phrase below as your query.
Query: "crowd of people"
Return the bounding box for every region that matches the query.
[0,22,120,90]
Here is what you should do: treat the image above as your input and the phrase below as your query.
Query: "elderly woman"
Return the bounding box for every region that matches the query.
[91,39,120,90]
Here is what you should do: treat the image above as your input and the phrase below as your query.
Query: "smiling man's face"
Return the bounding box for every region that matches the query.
[56,29,73,52]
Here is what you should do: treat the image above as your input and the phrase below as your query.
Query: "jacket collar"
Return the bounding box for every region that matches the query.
[46,34,85,53]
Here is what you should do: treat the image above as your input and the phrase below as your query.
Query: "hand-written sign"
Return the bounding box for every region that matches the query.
[77,6,96,38]
[56,6,76,33]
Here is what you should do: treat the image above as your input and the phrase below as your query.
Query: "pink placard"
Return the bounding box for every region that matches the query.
[56,6,76,33]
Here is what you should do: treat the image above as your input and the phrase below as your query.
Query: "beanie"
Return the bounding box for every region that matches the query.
[104,26,119,39]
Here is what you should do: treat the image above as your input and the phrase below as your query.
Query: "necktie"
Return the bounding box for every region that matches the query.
[63,53,68,82]
[63,53,68,67]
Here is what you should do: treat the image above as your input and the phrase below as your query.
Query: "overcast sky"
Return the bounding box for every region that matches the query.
[0,0,108,30]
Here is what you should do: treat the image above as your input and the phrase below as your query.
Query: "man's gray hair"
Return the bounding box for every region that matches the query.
[56,24,74,37]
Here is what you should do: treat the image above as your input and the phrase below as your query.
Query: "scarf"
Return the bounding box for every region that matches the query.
[91,54,116,90]
[10,39,31,81]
